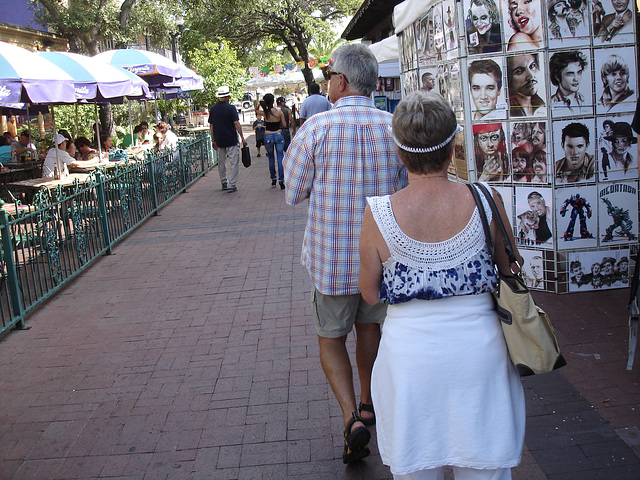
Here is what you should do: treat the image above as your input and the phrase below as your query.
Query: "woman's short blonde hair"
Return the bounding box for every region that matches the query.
[391,92,457,174]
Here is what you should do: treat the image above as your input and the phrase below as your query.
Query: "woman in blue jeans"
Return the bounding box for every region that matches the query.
[257,93,287,189]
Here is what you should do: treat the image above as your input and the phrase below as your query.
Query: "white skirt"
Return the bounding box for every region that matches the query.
[371,293,525,475]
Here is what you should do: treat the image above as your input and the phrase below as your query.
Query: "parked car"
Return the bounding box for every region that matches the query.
[234,93,253,111]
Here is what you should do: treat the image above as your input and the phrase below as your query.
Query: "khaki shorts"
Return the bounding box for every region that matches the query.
[311,287,387,338]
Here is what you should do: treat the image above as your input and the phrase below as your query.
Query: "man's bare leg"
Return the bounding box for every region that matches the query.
[317,335,365,433]
[354,322,380,423]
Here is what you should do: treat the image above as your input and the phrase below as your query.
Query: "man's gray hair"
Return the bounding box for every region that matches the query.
[331,44,379,96]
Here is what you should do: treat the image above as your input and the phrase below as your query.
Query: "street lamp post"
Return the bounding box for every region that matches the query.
[169,17,184,63]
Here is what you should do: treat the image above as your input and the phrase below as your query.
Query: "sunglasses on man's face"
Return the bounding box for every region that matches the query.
[322,65,349,84]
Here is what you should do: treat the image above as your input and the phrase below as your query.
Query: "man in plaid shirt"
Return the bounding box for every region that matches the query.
[284,44,407,464]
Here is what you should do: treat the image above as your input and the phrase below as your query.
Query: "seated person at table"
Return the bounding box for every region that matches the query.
[153,131,163,152]
[58,129,77,159]
[140,122,153,144]
[74,137,97,160]
[122,125,143,148]
[99,133,113,153]
[0,136,12,162]
[10,130,37,159]
[158,121,178,150]
[3,132,16,144]
[43,134,76,178]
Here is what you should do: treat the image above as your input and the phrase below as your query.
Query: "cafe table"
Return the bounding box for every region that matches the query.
[6,173,91,203]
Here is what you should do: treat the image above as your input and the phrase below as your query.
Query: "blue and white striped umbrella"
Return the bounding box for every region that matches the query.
[39,51,150,102]
[0,41,76,104]
[162,65,204,92]
[94,49,182,87]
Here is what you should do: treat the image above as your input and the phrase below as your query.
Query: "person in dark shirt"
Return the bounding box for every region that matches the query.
[208,86,247,193]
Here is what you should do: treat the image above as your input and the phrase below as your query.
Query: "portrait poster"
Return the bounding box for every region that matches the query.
[597,114,638,182]
[592,0,635,45]
[552,118,596,184]
[555,184,598,249]
[506,52,547,118]
[447,62,464,120]
[437,64,449,99]
[399,32,410,73]
[467,57,508,121]
[594,46,636,115]
[432,3,446,60]
[515,186,553,249]
[598,181,638,245]
[473,122,510,183]
[442,0,459,58]
[400,26,418,72]
[502,0,543,52]
[401,70,420,97]
[549,50,594,118]
[419,67,438,94]
[509,121,549,183]
[547,0,590,49]
[452,127,468,180]
[417,11,435,65]
[463,0,503,55]
[520,249,546,290]
[568,249,630,292]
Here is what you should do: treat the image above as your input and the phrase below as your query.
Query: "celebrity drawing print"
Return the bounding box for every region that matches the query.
[464,0,503,55]
[593,0,635,44]
[468,59,507,120]
[549,50,593,118]
[515,186,554,248]
[473,123,510,182]
[547,0,589,47]
[505,0,543,51]
[520,250,545,289]
[554,185,598,249]
[554,120,596,184]
[510,122,548,183]
[598,181,638,245]
[595,49,636,115]
[507,53,547,118]
[568,249,631,291]
[598,118,638,181]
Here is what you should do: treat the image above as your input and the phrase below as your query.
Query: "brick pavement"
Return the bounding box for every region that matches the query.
[0,125,638,479]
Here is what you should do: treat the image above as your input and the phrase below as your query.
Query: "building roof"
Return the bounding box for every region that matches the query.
[341,0,404,41]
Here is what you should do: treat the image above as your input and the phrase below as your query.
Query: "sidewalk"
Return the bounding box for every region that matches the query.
[0,125,638,479]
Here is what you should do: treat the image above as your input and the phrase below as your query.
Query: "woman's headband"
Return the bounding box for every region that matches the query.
[388,124,463,153]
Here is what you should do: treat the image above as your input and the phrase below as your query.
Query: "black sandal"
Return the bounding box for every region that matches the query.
[342,412,371,464]
[358,402,376,426]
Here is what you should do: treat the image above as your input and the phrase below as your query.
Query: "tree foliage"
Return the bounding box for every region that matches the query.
[31,0,182,55]
[181,0,359,87]
[188,40,246,109]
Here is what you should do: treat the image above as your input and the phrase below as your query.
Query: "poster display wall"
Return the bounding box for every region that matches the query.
[395,0,638,293]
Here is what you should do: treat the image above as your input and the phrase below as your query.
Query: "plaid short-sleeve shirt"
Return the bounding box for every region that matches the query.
[284,95,408,296]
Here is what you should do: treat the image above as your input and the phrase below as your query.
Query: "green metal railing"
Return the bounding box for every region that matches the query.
[0,134,216,336]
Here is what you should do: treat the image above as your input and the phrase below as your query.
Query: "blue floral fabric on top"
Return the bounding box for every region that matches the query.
[367,194,498,305]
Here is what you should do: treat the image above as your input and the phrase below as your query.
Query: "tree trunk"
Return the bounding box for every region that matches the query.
[302,66,315,88]
[99,104,115,138]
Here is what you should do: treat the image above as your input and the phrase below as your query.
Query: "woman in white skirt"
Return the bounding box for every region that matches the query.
[358,92,526,480]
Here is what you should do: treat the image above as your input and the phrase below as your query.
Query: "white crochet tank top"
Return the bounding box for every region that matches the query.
[367,191,497,304]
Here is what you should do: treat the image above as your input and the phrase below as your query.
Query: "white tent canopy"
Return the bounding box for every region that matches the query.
[245,69,325,89]
[393,0,436,34]
[369,35,400,78]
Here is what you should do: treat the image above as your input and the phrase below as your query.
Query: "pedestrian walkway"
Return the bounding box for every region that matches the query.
[0,125,639,479]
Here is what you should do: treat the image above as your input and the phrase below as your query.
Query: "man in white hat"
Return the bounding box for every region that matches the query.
[208,85,247,192]
[42,133,76,178]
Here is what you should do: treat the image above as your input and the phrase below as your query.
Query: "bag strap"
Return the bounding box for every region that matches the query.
[466,183,495,262]
[474,182,519,268]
